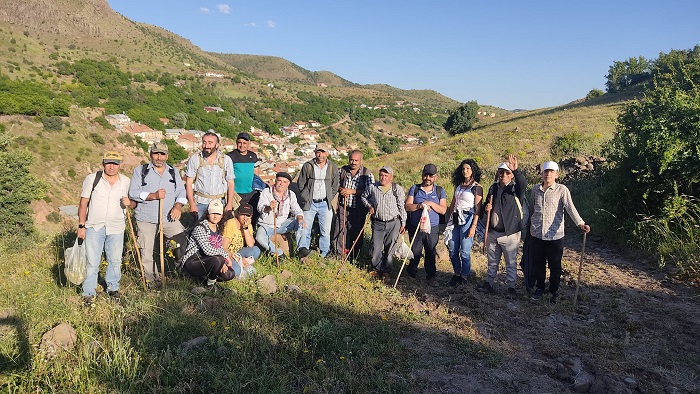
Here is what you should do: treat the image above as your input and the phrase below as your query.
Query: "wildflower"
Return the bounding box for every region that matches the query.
[211,321,217,327]
[339,356,345,360]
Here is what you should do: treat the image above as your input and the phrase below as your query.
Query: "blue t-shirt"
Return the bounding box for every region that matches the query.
[228,150,258,195]
[407,184,446,227]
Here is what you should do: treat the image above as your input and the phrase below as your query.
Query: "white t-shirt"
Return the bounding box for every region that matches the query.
[454,183,478,212]
[81,172,130,234]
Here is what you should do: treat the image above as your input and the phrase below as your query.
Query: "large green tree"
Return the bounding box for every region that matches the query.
[443,101,479,135]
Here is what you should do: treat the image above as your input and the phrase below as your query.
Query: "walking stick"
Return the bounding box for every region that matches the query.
[341,202,348,262]
[393,223,422,288]
[273,210,280,269]
[126,208,147,290]
[573,232,588,309]
[337,215,369,276]
[482,194,494,254]
[159,198,166,288]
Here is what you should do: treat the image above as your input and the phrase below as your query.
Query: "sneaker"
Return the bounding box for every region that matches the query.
[505,287,517,299]
[549,292,558,304]
[477,281,494,294]
[447,275,464,287]
[147,281,161,291]
[107,290,121,300]
[297,247,311,258]
[380,272,392,284]
[531,288,544,300]
[427,277,439,287]
[83,296,95,308]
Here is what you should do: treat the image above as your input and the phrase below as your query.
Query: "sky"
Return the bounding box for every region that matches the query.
[108,0,700,110]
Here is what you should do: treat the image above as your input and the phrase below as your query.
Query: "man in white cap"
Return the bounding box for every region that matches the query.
[529,160,590,303]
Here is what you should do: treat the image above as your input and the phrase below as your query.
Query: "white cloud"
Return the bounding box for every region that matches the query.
[216,4,231,14]
[244,22,257,27]
[200,7,210,13]
[266,20,277,28]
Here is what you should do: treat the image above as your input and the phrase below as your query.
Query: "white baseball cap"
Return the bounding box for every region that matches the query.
[541,161,559,172]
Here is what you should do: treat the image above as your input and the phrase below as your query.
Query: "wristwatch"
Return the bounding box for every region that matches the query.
[78,224,85,229]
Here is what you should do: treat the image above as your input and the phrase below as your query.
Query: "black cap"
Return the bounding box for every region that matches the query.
[236,204,254,216]
[236,132,251,141]
[276,172,293,182]
[422,163,438,175]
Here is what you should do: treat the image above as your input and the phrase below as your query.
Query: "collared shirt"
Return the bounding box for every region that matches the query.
[312,161,328,200]
[407,184,446,227]
[530,182,584,241]
[185,151,235,204]
[81,172,130,235]
[129,163,188,224]
[256,187,304,228]
[339,166,375,208]
[361,182,407,226]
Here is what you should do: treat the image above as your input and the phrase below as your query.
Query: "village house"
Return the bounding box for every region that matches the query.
[204,106,224,113]
[106,114,131,129]
[309,121,321,128]
[294,121,307,130]
[300,130,319,142]
[124,123,162,143]
[164,129,185,139]
[176,133,200,152]
[159,118,170,126]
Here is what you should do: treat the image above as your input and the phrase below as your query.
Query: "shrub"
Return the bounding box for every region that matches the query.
[46,211,61,223]
[89,133,105,145]
[41,116,63,131]
[550,131,592,158]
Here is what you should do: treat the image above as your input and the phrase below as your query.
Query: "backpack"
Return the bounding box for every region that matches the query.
[193,152,226,186]
[141,163,177,187]
[411,184,446,224]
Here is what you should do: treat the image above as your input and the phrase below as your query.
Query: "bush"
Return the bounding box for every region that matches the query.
[550,131,592,158]
[41,116,63,131]
[46,211,61,223]
[90,133,105,145]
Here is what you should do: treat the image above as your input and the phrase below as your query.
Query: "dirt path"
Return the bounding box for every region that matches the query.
[395,235,700,394]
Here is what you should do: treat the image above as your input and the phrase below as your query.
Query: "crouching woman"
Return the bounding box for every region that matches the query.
[180,199,236,288]
[222,203,261,279]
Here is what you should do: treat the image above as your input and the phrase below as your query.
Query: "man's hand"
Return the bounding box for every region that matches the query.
[121,196,131,209]
[77,227,86,240]
[169,205,182,221]
[484,202,492,213]
[507,154,518,171]
[339,187,354,197]
[224,202,233,215]
[296,215,305,228]
[153,189,166,200]
[269,200,278,210]
[368,206,375,216]
[579,223,590,233]
[399,226,405,234]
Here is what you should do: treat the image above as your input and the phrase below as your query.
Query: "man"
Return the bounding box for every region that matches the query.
[479,154,527,298]
[529,160,590,304]
[361,166,406,281]
[129,142,189,289]
[333,150,374,261]
[185,132,236,218]
[226,132,259,205]
[296,145,339,258]
[404,164,447,287]
[77,151,134,307]
[256,172,305,258]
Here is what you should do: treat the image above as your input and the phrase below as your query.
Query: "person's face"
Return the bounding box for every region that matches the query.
[274,177,290,192]
[348,152,362,170]
[236,138,249,153]
[150,152,168,168]
[315,150,328,164]
[379,170,392,186]
[541,169,558,184]
[202,135,218,155]
[103,162,120,176]
[208,212,222,224]
[422,173,436,186]
[498,168,514,186]
[237,213,252,225]
[462,164,473,181]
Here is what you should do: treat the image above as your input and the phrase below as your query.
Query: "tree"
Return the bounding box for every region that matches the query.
[162,138,188,165]
[605,56,651,93]
[172,112,188,129]
[443,101,479,135]
[585,89,604,100]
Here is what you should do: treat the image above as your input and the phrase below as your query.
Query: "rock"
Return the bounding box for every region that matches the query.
[40,323,77,357]
[280,270,293,281]
[258,275,278,294]
[623,376,638,389]
[181,336,208,351]
[574,371,594,393]
[285,284,302,294]
[216,346,229,356]
[191,286,208,295]
[556,362,569,380]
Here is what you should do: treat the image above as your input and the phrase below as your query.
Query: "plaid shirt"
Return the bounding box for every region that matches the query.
[529,182,584,241]
[361,182,407,226]
[338,166,375,208]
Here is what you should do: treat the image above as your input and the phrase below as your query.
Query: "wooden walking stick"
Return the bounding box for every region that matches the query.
[393,223,422,288]
[273,209,280,269]
[159,198,166,288]
[341,203,348,262]
[573,232,588,309]
[126,208,147,290]
[337,215,369,276]
[482,194,494,254]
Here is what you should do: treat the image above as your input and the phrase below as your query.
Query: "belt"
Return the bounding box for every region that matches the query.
[195,191,226,199]
[312,198,327,203]
[371,217,397,223]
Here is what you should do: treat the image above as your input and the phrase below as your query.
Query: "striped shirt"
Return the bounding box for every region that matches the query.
[361,182,407,226]
[339,166,375,208]
[529,182,584,241]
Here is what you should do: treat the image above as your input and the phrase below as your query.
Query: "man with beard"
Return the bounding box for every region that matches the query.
[333,150,374,260]
[185,132,236,218]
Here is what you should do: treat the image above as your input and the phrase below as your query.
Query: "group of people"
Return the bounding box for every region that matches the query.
[76,131,589,307]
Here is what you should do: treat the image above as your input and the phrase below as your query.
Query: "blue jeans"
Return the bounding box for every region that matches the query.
[230,246,261,279]
[299,201,333,256]
[255,218,301,256]
[82,226,124,297]
[448,214,474,276]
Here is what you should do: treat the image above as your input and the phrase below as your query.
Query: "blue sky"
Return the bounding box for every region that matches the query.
[109,0,700,110]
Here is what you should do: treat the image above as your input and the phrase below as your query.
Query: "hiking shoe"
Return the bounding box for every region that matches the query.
[83,296,95,308]
[107,290,121,300]
[447,275,464,287]
[427,277,439,287]
[505,287,517,299]
[531,288,544,301]
[549,292,558,304]
[381,272,392,284]
[477,281,494,294]
[297,247,311,258]
[147,281,162,291]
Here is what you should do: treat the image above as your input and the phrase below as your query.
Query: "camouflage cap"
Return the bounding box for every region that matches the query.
[150,141,169,154]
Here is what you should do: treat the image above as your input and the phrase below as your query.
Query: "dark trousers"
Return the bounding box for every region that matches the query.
[370,218,400,273]
[182,254,236,282]
[406,224,439,279]
[530,236,564,293]
[332,205,368,260]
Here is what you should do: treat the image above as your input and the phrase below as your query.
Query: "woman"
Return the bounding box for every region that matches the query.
[222,203,261,280]
[446,159,483,286]
[180,199,236,288]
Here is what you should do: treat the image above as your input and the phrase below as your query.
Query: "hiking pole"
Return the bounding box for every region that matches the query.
[341,203,348,262]
[573,232,588,309]
[393,223,421,288]
[337,214,369,276]
[125,208,147,290]
[159,198,166,288]
[273,211,280,269]
[482,195,494,254]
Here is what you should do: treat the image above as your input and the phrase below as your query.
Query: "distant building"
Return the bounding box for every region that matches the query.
[204,106,224,113]
[124,123,161,143]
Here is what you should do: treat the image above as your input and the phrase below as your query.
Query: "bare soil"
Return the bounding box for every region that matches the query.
[393,234,700,394]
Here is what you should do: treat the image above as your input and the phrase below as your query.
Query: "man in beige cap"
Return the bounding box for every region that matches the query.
[129,142,188,289]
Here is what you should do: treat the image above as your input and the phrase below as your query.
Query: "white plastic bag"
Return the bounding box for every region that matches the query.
[64,238,86,285]
[419,206,431,234]
[393,235,414,260]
